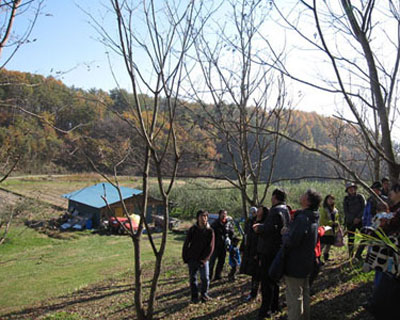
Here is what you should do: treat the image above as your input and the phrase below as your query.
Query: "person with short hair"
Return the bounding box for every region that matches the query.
[182,210,215,303]
[283,189,321,320]
[209,209,234,281]
[343,182,366,258]
[253,189,290,319]
[228,236,241,282]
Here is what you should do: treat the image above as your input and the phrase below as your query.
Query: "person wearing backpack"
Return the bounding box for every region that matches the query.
[343,182,366,258]
[253,189,290,319]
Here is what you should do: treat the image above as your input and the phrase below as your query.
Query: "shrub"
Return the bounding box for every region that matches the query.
[164,179,349,222]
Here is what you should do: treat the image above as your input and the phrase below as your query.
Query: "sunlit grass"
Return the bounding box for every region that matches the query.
[0,226,182,315]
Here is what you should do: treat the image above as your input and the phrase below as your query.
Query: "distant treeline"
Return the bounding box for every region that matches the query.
[0,69,368,179]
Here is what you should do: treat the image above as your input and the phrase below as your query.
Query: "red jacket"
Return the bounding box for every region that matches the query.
[314,226,325,258]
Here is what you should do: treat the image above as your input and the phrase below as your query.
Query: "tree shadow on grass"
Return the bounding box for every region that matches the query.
[311,259,371,296]
[184,276,261,320]
[0,282,134,320]
[310,282,374,320]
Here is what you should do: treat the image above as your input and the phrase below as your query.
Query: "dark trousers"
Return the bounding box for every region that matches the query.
[367,272,400,320]
[228,266,237,281]
[250,276,260,297]
[209,246,226,280]
[309,257,322,287]
[259,254,279,316]
[188,260,209,300]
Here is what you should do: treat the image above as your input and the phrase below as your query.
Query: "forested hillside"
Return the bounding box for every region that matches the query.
[0,69,368,179]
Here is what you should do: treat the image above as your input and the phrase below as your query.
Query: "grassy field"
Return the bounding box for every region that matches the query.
[0,175,376,319]
[0,225,184,316]
[0,174,186,317]
[1,240,375,320]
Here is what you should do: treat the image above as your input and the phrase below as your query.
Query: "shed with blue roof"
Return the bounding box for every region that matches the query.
[62,183,164,227]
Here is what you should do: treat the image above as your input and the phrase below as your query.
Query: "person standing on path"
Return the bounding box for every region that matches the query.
[228,236,241,281]
[343,182,366,259]
[209,209,234,281]
[253,189,290,319]
[240,206,268,301]
[282,189,321,320]
[357,181,383,259]
[320,194,339,262]
[182,210,215,303]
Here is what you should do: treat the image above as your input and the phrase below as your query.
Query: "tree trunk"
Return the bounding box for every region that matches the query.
[133,237,146,320]
[341,0,400,182]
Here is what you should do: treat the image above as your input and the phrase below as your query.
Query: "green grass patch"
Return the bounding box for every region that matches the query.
[42,311,83,320]
[0,225,182,315]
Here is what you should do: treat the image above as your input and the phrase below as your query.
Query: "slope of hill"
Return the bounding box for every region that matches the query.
[0,69,368,180]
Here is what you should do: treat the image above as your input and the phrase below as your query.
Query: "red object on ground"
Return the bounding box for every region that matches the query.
[109,216,138,233]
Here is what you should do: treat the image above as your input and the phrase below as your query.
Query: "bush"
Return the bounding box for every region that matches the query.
[165,179,350,222]
[168,179,242,220]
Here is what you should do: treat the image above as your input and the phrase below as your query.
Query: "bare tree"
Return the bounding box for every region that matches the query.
[0,0,43,182]
[0,0,42,246]
[186,0,291,217]
[88,1,207,318]
[271,0,400,184]
[0,0,42,67]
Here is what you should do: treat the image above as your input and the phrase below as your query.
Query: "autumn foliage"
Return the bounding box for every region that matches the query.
[0,69,366,178]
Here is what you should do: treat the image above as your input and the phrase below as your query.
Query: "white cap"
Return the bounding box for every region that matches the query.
[249,207,257,215]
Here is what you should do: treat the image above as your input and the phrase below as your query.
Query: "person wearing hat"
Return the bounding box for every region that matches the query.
[343,182,366,259]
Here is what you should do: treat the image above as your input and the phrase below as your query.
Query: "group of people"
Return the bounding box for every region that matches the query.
[181,178,400,320]
[181,209,236,303]
[342,178,400,320]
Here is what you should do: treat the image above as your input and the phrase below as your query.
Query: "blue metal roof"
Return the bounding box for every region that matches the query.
[62,183,142,208]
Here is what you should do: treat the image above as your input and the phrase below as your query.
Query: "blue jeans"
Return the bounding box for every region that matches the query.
[188,260,209,300]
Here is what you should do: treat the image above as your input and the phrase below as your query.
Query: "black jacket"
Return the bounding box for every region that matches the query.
[257,203,290,257]
[211,218,234,251]
[343,193,365,226]
[283,208,319,278]
[240,216,261,276]
[182,223,215,264]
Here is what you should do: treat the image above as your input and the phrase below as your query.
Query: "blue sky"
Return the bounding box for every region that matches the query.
[1,1,357,118]
[4,1,400,142]
[4,0,335,114]
[4,0,126,91]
